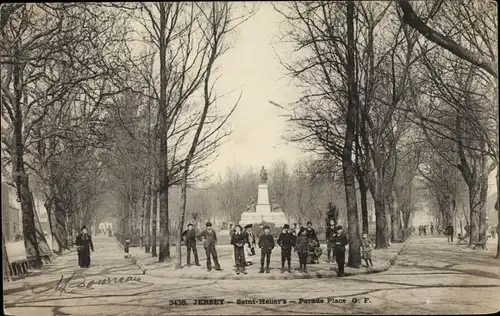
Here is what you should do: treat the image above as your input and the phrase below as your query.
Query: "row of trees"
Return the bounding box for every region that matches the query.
[1,3,254,271]
[271,0,498,268]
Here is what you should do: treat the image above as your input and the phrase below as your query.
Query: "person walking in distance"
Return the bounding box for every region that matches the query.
[182,223,200,267]
[258,225,275,273]
[277,224,295,273]
[430,223,434,235]
[296,227,309,273]
[335,226,348,277]
[446,225,454,243]
[197,222,222,272]
[75,226,94,268]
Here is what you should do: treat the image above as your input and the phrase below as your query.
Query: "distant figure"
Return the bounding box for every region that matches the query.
[423,225,427,236]
[197,222,222,272]
[418,226,422,236]
[326,219,337,262]
[182,223,200,267]
[491,226,496,239]
[230,225,247,275]
[75,226,94,268]
[361,232,374,268]
[296,228,309,273]
[306,222,320,246]
[334,225,348,277]
[244,224,256,265]
[277,224,295,273]
[430,223,434,235]
[446,225,454,242]
[258,225,275,273]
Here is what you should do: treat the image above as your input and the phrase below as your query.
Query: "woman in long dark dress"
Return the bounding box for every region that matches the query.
[76,226,94,268]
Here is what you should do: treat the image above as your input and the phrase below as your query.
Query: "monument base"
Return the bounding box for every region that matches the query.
[240,211,288,227]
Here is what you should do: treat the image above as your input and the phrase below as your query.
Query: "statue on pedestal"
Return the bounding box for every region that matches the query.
[260,166,268,184]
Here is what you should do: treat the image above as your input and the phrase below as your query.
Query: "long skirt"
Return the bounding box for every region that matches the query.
[78,247,91,267]
[244,243,253,264]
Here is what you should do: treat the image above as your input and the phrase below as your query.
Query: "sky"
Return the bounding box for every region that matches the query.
[207,2,306,177]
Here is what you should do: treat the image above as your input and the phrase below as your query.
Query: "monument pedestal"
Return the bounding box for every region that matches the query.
[240,183,287,227]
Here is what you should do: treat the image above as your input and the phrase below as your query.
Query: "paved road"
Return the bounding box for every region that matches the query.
[4,236,500,315]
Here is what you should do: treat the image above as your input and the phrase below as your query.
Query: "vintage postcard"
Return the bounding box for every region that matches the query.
[2,1,499,315]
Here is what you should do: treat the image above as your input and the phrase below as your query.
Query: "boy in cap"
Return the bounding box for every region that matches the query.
[277,224,295,273]
[197,222,222,272]
[182,223,201,267]
[258,225,275,273]
[230,225,247,275]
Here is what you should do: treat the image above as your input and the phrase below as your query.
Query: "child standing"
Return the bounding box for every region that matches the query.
[277,224,295,273]
[230,225,247,275]
[197,222,222,272]
[258,225,275,273]
[361,232,373,267]
[296,227,308,273]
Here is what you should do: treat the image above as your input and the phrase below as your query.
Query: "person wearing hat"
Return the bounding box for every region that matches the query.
[258,225,275,273]
[277,224,295,273]
[182,223,201,267]
[334,225,348,277]
[230,225,247,275]
[75,225,94,268]
[197,222,222,271]
[243,224,256,265]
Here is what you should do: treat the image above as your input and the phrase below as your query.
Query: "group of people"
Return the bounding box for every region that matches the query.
[181,220,374,277]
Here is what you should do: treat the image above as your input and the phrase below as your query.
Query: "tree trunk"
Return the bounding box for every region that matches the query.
[496,166,499,258]
[344,0,361,269]
[2,233,11,282]
[176,175,189,269]
[151,187,158,257]
[359,174,369,234]
[144,178,152,253]
[157,2,170,263]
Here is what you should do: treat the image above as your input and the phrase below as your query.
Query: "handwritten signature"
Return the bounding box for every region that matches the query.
[32,272,142,295]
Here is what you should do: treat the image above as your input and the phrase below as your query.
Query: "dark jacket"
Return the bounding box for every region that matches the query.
[335,232,348,248]
[197,229,217,247]
[296,235,308,253]
[446,225,454,235]
[231,232,247,248]
[182,229,197,244]
[277,231,295,250]
[306,227,319,244]
[76,233,94,251]
[258,233,275,253]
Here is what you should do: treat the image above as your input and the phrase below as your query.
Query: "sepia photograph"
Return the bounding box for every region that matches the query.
[1,1,499,315]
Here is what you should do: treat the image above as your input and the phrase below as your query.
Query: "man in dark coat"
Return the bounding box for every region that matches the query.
[76,226,94,268]
[446,225,454,242]
[230,225,247,274]
[182,223,200,266]
[334,225,348,277]
[258,225,275,273]
[197,222,222,271]
[277,224,295,273]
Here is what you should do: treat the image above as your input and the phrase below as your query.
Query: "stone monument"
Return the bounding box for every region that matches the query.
[240,166,287,227]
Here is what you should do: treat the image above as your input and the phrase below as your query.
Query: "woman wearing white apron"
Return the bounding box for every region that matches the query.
[244,224,256,265]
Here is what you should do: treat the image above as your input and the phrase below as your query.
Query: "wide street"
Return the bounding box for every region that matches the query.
[3,235,499,315]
